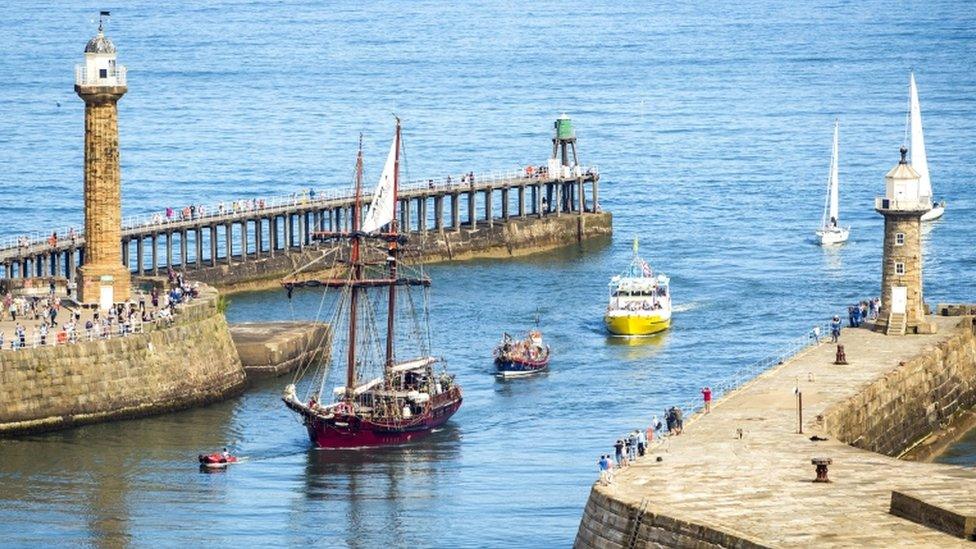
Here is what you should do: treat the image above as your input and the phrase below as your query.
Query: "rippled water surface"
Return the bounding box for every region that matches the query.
[1,1,976,546]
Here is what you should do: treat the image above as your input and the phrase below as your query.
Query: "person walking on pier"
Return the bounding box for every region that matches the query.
[613,439,625,467]
[701,386,712,413]
[637,428,647,456]
[830,315,842,343]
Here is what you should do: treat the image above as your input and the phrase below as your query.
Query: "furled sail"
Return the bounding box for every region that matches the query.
[362,135,398,233]
[909,72,931,200]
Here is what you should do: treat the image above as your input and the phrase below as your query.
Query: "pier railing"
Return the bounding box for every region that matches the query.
[1,165,599,257]
[633,319,835,442]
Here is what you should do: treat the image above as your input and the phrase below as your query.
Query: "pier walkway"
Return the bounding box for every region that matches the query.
[577,316,976,547]
[0,167,599,281]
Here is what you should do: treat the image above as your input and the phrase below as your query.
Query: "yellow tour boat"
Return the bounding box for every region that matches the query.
[604,238,672,337]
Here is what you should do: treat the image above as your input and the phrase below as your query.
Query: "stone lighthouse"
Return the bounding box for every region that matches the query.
[75,14,131,306]
[874,146,935,335]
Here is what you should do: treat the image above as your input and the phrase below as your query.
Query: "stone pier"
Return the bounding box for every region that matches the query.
[229,322,329,378]
[0,284,246,436]
[576,315,976,547]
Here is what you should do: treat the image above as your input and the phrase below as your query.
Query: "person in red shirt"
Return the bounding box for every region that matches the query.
[702,386,712,413]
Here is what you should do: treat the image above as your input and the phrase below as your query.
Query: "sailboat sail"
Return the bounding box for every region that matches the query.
[362,135,399,233]
[821,121,840,228]
[828,121,840,224]
[908,72,931,200]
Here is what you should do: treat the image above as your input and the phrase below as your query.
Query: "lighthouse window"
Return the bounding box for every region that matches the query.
[895,262,905,275]
[99,68,108,78]
[895,233,905,246]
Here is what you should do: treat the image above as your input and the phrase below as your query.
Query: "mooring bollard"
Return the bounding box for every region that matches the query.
[834,344,848,365]
[811,457,832,482]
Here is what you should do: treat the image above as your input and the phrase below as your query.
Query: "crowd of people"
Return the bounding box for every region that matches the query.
[598,409,687,485]
[0,270,199,351]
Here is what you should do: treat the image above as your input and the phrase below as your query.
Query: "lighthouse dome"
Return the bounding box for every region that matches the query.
[85,32,116,54]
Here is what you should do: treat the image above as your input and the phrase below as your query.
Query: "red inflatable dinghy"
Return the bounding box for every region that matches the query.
[198,452,238,468]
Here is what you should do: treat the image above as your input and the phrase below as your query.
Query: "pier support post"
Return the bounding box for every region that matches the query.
[151,234,159,275]
[555,183,562,217]
[419,197,428,233]
[467,190,476,229]
[434,195,444,232]
[285,214,293,250]
[297,214,305,250]
[21,257,29,278]
[136,238,144,275]
[165,232,173,271]
[225,223,233,265]
[501,187,510,220]
[254,219,262,258]
[67,248,76,279]
[267,217,275,257]
[593,179,600,212]
[535,184,543,218]
[451,193,461,232]
[194,228,203,268]
[120,239,129,273]
[209,226,218,266]
[180,230,188,269]
[518,186,526,218]
[240,221,248,261]
[578,178,585,213]
[403,199,411,233]
[486,187,494,228]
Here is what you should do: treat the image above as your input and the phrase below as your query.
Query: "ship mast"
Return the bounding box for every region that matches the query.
[345,136,365,399]
[385,118,401,378]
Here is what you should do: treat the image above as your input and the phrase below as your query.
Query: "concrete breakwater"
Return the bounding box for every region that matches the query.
[0,285,247,436]
[192,211,611,294]
[576,315,976,547]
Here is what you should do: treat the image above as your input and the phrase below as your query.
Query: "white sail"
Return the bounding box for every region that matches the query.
[828,120,840,224]
[909,72,932,200]
[362,135,398,233]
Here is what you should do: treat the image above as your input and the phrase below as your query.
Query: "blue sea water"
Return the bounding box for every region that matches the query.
[1,1,975,546]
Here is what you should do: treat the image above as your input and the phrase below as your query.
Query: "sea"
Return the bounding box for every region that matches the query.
[1,1,975,546]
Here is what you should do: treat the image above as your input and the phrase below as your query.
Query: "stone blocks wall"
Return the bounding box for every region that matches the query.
[575,487,769,549]
[189,212,613,294]
[0,287,246,435]
[821,317,976,457]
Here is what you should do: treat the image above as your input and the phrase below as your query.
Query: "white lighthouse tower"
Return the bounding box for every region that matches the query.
[874,146,935,335]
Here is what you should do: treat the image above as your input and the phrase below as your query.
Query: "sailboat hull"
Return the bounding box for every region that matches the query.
[921,204,945,222]
[816,226,850,246]
[301,388,463,449]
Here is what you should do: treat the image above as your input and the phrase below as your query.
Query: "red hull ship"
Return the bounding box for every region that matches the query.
[282,120,462,449]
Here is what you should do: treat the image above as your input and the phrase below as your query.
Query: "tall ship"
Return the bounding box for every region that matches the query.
[282,120,462,448]
[604,238,672,336]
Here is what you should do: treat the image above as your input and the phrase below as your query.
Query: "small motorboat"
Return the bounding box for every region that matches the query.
[198,451,238,469]
[494,331,550,378]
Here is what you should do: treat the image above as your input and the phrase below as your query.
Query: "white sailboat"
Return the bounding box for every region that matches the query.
[816,120,849,246]
[908,71,945,222]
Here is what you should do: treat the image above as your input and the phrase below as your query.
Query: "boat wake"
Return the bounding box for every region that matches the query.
[672,301,702,313]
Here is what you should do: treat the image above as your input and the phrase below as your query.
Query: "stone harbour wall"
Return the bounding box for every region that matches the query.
[0,286,247,436]
[229,322,329,378]
[189,212,612,294]
[821,317,976,458]
[576,488,769,549]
